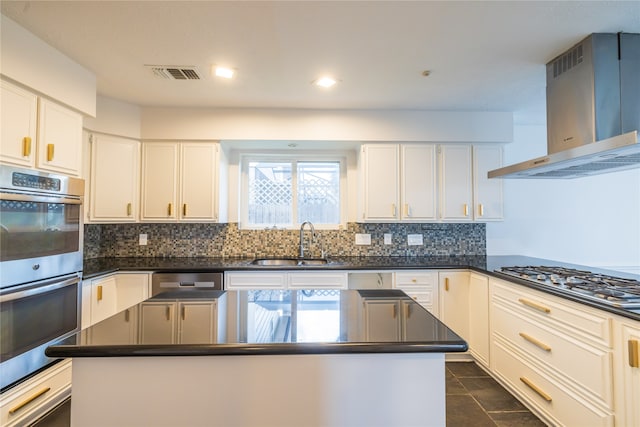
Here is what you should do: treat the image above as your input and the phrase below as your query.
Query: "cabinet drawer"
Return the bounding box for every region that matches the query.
[491,278,611,347]
[0,359,71,427]
[224,272,287,289]
[493,298,613,406]
[395,272,437,287]
[288,272,347,289]
[492,338,613,427]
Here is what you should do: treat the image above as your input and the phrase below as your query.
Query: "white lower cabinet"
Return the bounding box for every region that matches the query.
[468,273,490,368]
[0,359,72,427]
[225,271,347,290]
[393,271,438,315]
[138,300,217,344]
[613,317,640,427]
[490,277,614,426]
[438,271,470,341]
[85,305,138,345]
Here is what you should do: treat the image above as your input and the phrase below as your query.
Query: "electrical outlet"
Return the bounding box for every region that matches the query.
[355,233,371,245]
[407,234,423,246]
[139,234,148,246]
[384,233,393,245]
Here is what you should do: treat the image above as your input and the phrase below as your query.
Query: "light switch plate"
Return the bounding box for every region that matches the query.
[384,233,393,245]
[139,234,148,246]
[407,234,423,246]
[355,233,371,245]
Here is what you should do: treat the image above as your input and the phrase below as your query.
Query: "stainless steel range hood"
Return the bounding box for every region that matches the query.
[489,33,640,179]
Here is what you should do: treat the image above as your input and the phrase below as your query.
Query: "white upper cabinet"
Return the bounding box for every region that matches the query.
[1,80,82,176]
[473,145,504,221]
[439,145,473,221]
[401,144,437,221]
[361,144,437,221]
[0,80,38,168]
[141,141,220,222]
[36,98,83,176]
[361,144,400,220]
[89,134,140,222]
[141,142,180,221]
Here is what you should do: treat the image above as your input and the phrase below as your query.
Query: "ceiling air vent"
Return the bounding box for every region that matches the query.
[146,65,201,80]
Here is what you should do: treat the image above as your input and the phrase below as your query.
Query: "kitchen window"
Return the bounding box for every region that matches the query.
[240,155,345,229]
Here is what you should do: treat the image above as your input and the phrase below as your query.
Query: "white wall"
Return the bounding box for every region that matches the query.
[84,96,141,139]
[487,124,640,272]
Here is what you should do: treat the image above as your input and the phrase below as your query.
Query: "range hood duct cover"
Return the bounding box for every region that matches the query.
[489,33,640,179]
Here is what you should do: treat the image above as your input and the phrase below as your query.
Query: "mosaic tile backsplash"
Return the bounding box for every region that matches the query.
[84,222,486,258]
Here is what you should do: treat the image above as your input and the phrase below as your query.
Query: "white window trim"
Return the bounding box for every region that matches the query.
[239,153,347,230]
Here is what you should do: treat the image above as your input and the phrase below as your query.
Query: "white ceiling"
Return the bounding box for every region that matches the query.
[2,1,639,125]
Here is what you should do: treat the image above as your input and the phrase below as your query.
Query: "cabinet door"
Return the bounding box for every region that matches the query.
[36,99,82,176]
[178,301,216,344]
[439,145,472,221]
[468,273,490,367]
[618,322,640,426]
[0,80,37,167]
[439,271,470,340]
[363,300,401,341]
[180,143,218,221]
[401,144,437,220]
[141,142,179,220]
[89,135,139,221]
[139,302,176,344]
[362,144,399,220]
[87,306,138,345]
[90,275,118,325]
[473,145,503,221]
[115,273,150,311]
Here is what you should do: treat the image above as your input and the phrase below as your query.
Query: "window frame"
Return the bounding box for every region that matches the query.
[239,153,347,230]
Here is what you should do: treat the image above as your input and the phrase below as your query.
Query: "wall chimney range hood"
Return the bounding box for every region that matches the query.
[489,33,640,179]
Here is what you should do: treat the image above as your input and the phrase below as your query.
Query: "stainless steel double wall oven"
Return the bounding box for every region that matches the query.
[0,165,84,390]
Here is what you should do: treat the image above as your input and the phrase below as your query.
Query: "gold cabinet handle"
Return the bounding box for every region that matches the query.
[181,306,186,321]
[392,304,397,319]
[391,204,397,216]
[463,203,469,216]
[124,309,130,322]
[406,303,412,318]
[46,143,55,162]
[518,298,551,314]
[22,137,32,157]
[183,203,187,216]
[478,204,484,217]
[520,377,552,402]
[629,339,639,368]
[127,203,132,216]
[519,332,552,352]
[9,387,51,415]
[445,277,450,292]
[411,278,417,283]
[97,285,103,301]
[166,306,171,321]
[167,203,172,216]
[404,203,410,217]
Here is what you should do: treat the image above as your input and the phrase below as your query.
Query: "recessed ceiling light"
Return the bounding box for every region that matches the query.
[314,76,337,88]
[214,66,235,79]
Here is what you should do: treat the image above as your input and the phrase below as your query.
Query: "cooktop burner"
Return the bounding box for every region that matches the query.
[495,266,640,309]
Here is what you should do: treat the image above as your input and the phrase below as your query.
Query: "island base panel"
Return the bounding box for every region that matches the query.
[70,353,446,427]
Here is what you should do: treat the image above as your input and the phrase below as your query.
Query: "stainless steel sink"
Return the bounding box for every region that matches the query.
[250,258,329,266]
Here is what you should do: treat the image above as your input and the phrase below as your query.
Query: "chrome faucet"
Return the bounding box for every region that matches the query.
[299,221,316,258]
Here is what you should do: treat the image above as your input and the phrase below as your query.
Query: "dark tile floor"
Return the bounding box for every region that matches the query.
[446,361,547,427]
[32,362,547,427]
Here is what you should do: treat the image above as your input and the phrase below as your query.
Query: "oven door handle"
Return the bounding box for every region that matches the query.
[0,192,82,205]
[0,275,80,302]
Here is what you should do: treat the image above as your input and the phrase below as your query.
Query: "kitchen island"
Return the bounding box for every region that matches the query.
[47,289,466,427]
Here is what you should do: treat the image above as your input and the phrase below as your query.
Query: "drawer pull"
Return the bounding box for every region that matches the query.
[518,298,551,314]
[629,339,639,368]
[519,332,551,352]
[23,137,32,157]
[9,387,51,415]
[520,377,552,402]
[46,143,55,161]
[97,285,103,301]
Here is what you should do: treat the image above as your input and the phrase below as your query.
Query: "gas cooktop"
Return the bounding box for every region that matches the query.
[495,266,640,309]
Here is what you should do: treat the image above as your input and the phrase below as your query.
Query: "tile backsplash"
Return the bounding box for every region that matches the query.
[84,222,485,258]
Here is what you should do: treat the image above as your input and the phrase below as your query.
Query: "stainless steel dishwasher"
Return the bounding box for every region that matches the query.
[151,272,224,296]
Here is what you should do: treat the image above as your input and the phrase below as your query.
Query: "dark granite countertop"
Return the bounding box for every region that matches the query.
[82,255,640,321]
[46,289,468,358]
